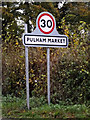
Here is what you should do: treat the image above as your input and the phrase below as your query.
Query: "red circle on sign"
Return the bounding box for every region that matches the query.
[38,13,55,34]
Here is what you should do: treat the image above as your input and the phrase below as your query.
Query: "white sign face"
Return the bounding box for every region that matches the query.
[23,34,68,48]
[38,13,55,34]
[22,12,69,48]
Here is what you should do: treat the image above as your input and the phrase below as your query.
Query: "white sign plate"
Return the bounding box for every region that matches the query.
[22,12,69,48]
[23,34,68,48]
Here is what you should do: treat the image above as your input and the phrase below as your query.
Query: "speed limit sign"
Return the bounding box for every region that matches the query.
[23,11,68,48]
[38,12,55,34]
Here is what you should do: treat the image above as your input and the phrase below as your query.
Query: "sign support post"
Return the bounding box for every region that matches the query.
[25,24,30,110]
[47,48,50,105]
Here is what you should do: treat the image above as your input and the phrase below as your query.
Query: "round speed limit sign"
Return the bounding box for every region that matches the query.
[38,12,55,34]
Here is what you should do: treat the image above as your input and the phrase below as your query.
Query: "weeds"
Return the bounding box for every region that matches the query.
[2,95,90,118]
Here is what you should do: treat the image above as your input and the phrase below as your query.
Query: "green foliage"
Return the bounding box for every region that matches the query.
[2,2,90,106]
[2,95,90,118]
[50,20,90,105]
[29,96,47,108]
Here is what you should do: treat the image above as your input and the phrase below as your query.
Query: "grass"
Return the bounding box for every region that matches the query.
[2,95,90,118]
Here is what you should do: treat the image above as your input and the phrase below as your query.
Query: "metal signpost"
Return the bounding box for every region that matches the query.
[47,48,50,105]
[22,12,68,108]
[25,24,30,110]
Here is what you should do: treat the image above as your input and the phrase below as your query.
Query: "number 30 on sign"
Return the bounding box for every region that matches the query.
[38,13,55,34]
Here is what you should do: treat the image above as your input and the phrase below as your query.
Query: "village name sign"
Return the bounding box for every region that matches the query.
[22,12,69,109]
[22,12,68,48]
